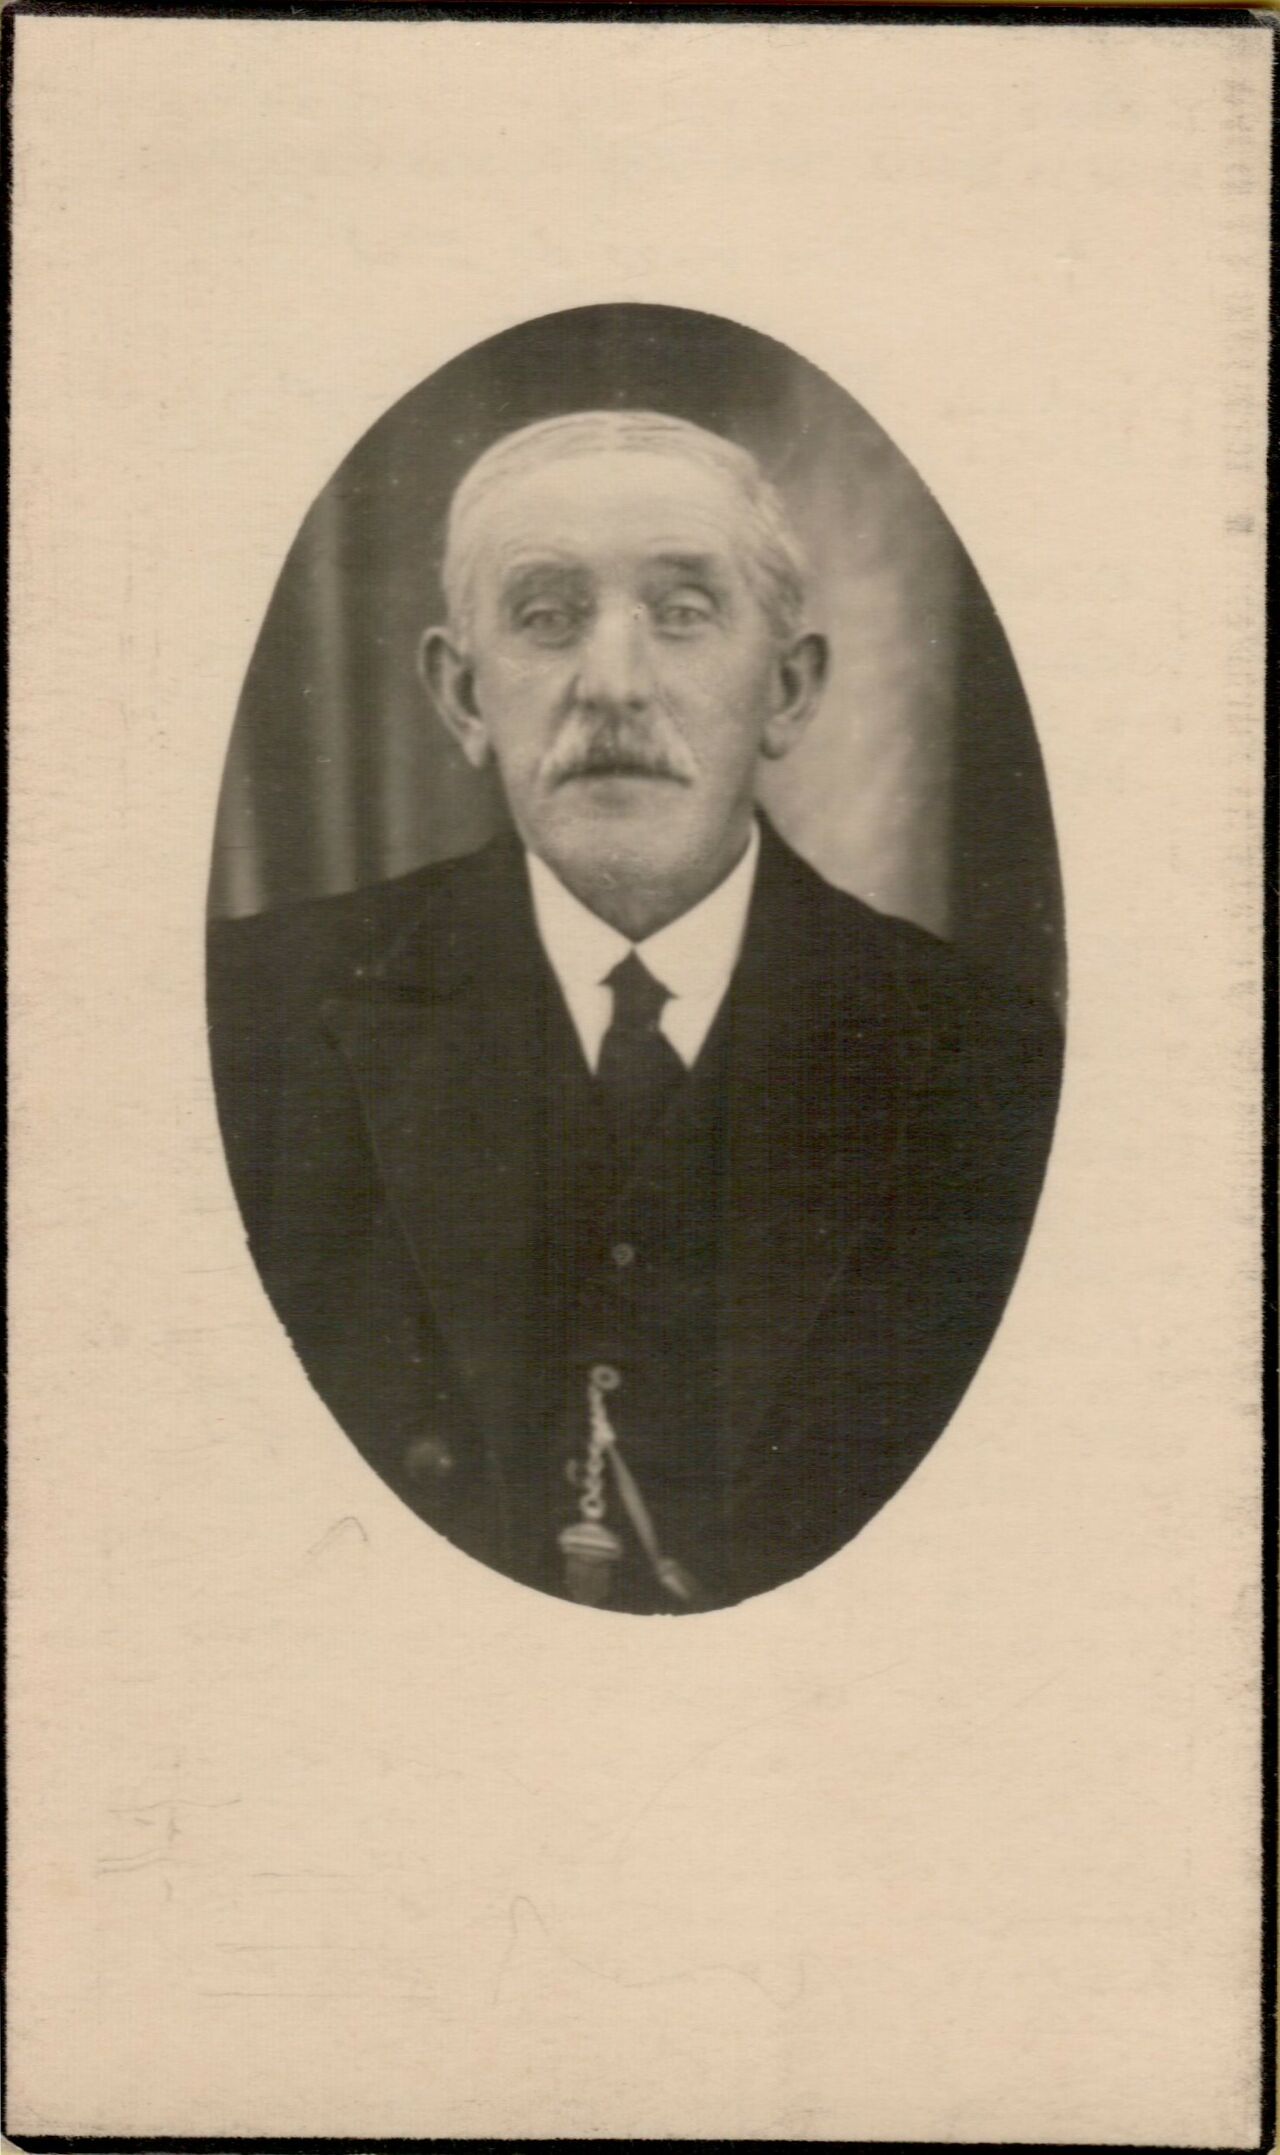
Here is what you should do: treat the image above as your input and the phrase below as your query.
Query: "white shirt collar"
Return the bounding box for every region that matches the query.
[525,819,761,1072]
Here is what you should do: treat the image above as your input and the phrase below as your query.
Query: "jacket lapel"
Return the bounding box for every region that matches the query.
[319,840,546,1452]
[719,824,907,1472]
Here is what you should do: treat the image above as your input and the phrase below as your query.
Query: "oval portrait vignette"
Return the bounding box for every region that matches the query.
[206,302,1065,1618]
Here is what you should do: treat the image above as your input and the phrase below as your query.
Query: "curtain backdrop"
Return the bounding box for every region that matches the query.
[210,305,1063,1007]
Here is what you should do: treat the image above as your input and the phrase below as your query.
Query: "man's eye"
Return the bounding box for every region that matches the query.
[654,598,713,632]
[517,605,578,641]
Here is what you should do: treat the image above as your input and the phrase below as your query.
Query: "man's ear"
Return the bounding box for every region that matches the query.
[418,626,492,769]
[760,631,829,761]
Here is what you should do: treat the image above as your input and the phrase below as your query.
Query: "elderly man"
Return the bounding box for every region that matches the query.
[208,409,1061,1614]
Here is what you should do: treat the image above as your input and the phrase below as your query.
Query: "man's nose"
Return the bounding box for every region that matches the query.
[574,604,652,710]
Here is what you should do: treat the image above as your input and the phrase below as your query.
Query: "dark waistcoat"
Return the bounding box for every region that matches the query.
[509,984,734,1612]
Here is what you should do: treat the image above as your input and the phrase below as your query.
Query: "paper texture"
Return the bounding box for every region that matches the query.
[8,17,1268,2142]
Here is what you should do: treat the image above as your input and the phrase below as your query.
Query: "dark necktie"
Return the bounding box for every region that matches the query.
[596,950,685,1137]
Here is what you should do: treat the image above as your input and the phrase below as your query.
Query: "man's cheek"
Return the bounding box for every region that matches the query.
[499,645,565,690]
[476,649,534,704]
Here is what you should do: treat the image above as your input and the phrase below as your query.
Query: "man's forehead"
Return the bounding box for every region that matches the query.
[463,448,751,571]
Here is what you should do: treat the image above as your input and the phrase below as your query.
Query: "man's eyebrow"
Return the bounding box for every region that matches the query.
[495,555,588,597]
[643,551,731,583]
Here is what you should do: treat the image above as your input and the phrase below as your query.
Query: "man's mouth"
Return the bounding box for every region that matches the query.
[557,758,686,786]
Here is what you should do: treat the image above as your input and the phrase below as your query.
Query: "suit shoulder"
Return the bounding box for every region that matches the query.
[823,879,957,975]
[206,849,478,1005]
[803,862,1062,1057]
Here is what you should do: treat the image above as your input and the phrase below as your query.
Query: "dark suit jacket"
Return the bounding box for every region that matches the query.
[207,820,1062,1608]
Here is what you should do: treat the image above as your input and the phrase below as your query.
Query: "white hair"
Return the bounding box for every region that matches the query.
[441,408,810,645]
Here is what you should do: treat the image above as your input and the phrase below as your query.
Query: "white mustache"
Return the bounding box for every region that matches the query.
[541,709,699,789]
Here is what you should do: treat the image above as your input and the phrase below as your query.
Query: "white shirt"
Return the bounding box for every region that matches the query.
[525,820,761,1073]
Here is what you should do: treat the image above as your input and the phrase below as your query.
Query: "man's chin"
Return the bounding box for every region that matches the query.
[531,790,697,880]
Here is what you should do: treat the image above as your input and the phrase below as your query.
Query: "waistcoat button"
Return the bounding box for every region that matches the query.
[610,1241,636,1269]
